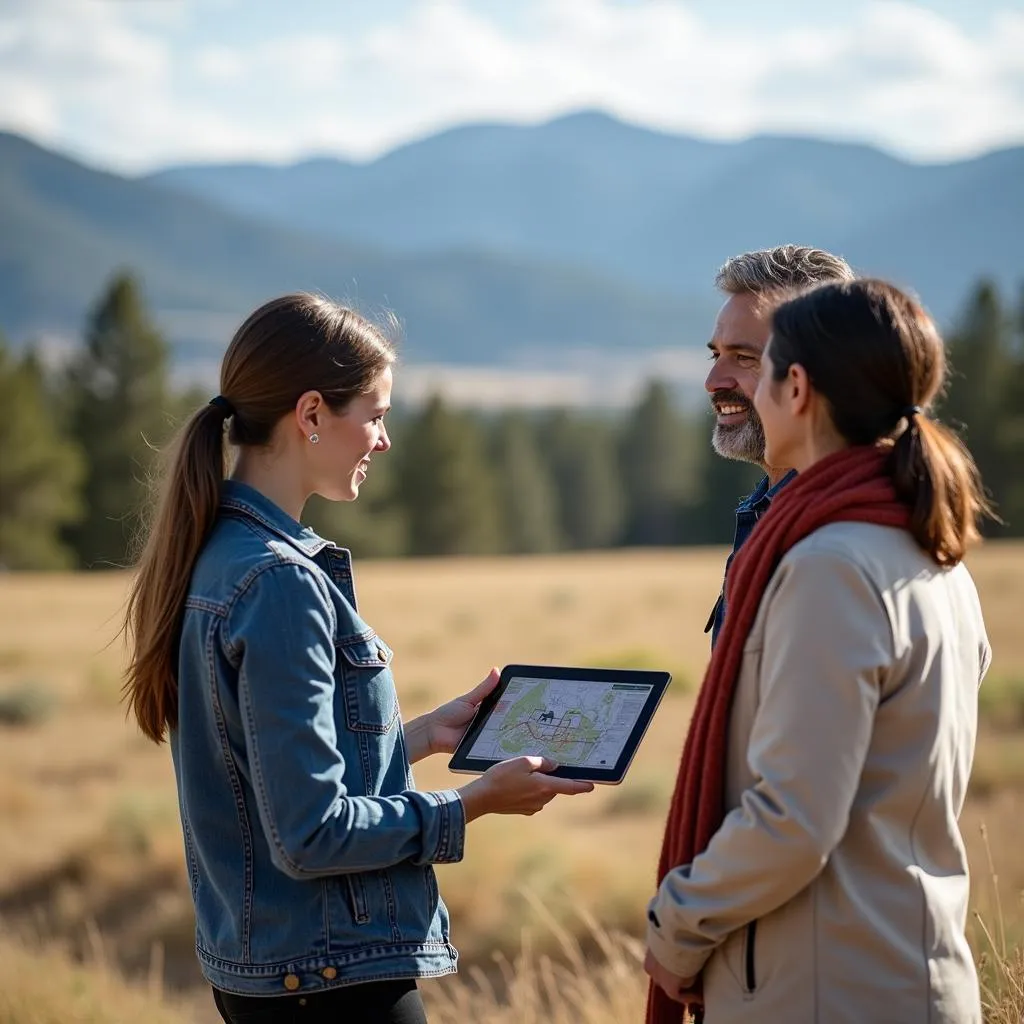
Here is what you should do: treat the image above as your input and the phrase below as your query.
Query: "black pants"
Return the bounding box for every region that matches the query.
[212,979,427,1024]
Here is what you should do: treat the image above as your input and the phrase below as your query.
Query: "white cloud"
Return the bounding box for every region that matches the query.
[193,45,246,84]
[0,0,1021,171]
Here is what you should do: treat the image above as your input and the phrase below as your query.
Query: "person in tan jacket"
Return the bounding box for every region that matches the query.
[644,279,992,1024]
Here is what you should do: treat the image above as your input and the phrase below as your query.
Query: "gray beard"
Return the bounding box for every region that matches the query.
[711,411,766,465]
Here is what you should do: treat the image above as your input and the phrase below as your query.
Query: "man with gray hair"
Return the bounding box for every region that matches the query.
[704,245,854,647]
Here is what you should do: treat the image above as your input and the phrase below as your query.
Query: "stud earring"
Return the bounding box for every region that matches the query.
[309,433,319,444]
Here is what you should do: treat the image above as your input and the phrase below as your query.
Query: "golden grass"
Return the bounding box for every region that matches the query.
[0,912,650,1024]
[0,930,186,1024]
[1,542,1023,1021]
[3,904,1022,1024]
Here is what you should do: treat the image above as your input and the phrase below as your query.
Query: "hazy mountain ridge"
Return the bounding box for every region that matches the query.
[2,110,1021,380]
[149,111,1024,319]
[0,126,713,369]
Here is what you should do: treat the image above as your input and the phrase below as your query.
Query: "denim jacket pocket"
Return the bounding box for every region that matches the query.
[337,633,400,734]
[346,873,371,924]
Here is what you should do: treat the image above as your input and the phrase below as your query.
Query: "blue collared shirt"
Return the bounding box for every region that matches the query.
[705,470,797,648]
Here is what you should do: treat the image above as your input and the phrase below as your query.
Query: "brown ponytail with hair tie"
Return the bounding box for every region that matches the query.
[769,279,995,567]
[122,294,396,743]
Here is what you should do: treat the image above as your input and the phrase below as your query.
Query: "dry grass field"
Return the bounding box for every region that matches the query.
[1,544,1023,1023]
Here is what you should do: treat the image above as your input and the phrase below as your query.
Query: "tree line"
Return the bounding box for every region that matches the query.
[1,273,1022,571]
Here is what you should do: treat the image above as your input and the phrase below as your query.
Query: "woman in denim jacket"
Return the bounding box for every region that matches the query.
[123,294,593,1024]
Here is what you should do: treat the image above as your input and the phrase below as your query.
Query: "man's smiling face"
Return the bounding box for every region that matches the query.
[704,291,777,467]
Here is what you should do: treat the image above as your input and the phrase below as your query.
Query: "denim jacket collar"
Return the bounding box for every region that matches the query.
[707,468,799,646]
[736,469,797,514]
[219,480,331,560]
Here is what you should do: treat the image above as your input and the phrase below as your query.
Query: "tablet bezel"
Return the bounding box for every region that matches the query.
[447,663,672,785]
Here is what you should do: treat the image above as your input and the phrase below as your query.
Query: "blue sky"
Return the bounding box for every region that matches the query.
[1,0,1022,172]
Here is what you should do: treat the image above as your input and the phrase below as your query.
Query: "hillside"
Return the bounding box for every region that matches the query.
[0,129,710,368]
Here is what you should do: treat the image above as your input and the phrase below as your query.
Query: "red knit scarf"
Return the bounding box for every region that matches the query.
[646,445,911,1024]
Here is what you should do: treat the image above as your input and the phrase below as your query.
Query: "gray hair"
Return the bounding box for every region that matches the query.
[715,245,854,303]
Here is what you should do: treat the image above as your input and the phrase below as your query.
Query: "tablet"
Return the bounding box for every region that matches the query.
[448,663,671,785]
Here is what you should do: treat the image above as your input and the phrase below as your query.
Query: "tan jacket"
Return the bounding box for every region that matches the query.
[647,522,991,1024]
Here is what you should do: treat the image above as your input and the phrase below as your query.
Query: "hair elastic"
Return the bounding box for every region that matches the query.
[902,404,923,420]
[209,395,235,417]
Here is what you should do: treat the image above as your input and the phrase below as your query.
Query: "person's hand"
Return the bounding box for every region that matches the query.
[643,948,700,1006]
[425,667,501,756]
[459,756,594,821]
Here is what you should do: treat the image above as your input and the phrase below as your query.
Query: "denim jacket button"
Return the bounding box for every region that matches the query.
[322,967,338,980]
[283,973,301,991]
[377,646,387,661]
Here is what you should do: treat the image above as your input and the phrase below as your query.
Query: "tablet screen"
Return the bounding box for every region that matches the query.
[465,675,654,768]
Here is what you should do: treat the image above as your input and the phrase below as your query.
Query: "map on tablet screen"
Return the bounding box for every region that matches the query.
[464,675,654,769]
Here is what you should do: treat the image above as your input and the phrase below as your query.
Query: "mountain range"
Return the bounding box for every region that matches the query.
[2,110,1022,381]
[150,112,1024,313]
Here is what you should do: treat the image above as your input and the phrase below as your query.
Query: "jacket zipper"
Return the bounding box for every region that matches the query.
[745,920,757,992]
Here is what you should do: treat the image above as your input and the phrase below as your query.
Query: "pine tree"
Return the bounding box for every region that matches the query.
[396,394,501,556]
[618,380,692,545]
[492,412,562,553]
[944,280,1013,535]
[995,281,1024,534]
[544,410,625,550]
[64,273,171,568]
[0,337,84,569]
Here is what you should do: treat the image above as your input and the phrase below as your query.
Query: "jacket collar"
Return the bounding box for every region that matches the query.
[737,469,797,513]
[220,480,331,559]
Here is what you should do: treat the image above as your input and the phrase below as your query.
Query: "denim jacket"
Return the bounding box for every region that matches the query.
[170,481,465,996]
[705,471,797,648]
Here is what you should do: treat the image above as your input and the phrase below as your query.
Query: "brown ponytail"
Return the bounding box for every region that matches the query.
[890,413,992,566]
[770,279,994,567]
[122,294,396,743]
[123,404,228,742]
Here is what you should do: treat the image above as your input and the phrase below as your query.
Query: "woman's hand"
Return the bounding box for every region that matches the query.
[643,948,700,1008]
[459,755,595,821]
[404,668,501,764]
[432,668,502,756]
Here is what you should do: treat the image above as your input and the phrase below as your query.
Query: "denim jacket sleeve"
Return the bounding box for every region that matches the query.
[223,561,466,880]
